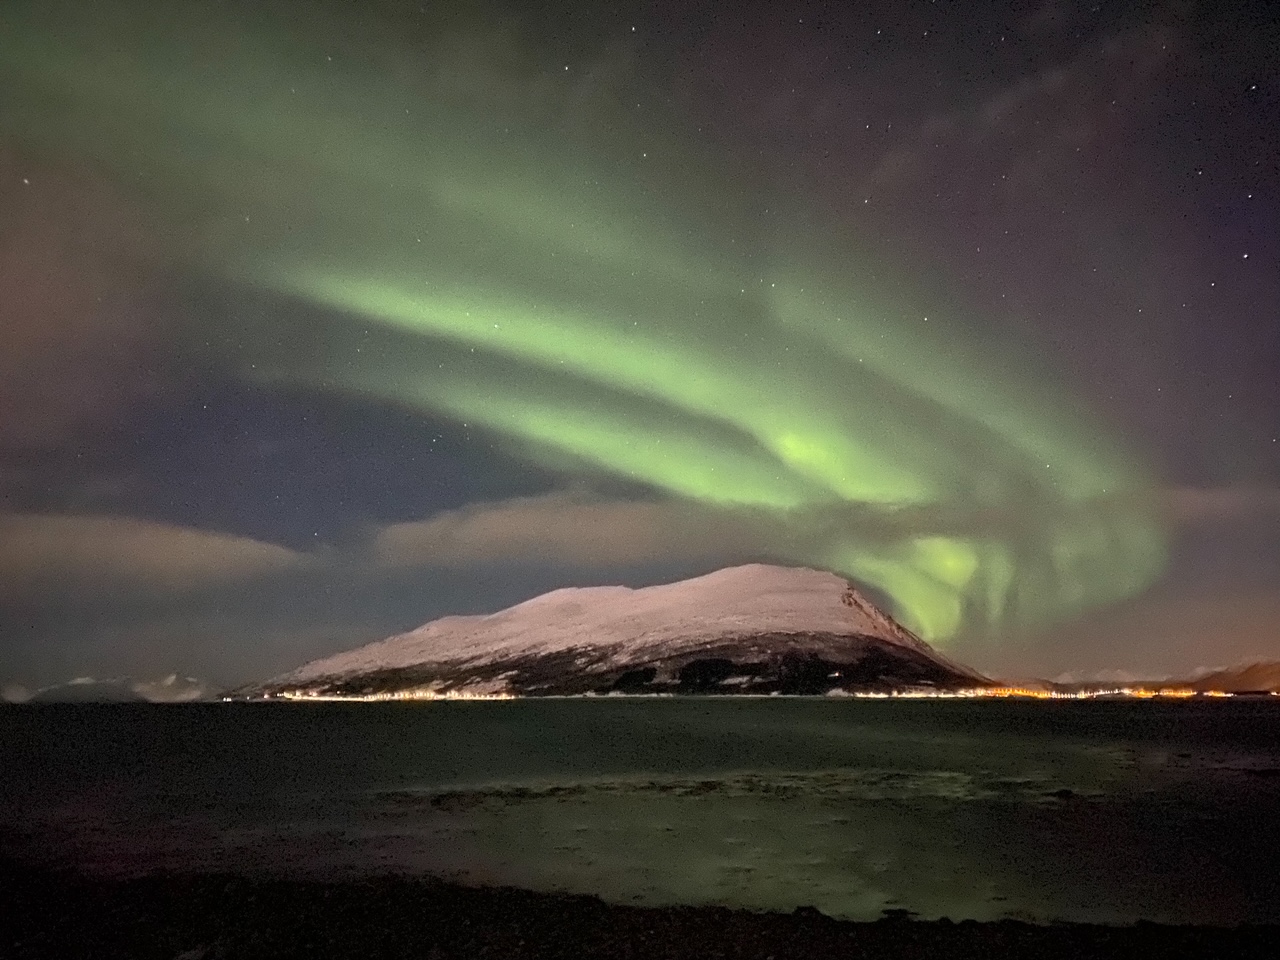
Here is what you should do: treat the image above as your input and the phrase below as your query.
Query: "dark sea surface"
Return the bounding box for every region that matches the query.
[3,699,1279,925]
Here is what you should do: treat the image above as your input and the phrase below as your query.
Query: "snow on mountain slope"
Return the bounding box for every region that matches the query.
[1188,661,1280,693]
[268,565,982,695]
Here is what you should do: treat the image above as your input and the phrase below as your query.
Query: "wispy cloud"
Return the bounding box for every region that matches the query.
[371,492,759,569]
[0,512,312,592]
[862,21,1175,203]
[1164,486,1280,526]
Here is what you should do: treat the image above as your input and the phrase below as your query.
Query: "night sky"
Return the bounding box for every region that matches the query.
[2,0,1277,693]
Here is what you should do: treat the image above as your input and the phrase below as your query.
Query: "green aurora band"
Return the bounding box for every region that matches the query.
[2,1,1166,643]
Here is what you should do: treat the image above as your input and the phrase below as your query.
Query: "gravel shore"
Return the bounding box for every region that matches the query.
[4,859,1278,960]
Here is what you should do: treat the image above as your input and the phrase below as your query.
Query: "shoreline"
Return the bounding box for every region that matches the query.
[8,689,1277,705]
[5,860,1279,959]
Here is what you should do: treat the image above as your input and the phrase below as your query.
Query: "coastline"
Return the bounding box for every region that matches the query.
[5,860,1278,960]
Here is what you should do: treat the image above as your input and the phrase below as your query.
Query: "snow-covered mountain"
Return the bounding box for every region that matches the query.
[1187,661,1280,693]
[10,674,216,703]
[254,564,988,697]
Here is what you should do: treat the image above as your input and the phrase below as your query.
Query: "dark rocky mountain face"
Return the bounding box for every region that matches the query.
[274,633,979,699]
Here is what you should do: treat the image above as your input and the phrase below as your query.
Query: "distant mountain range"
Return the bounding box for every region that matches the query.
[1187,662,1280,694]
[3,674,217,704]
[250,564,989,698]
[11,565,1276,702]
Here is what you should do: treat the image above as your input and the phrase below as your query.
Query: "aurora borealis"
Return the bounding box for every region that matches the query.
[1,0,1276,688]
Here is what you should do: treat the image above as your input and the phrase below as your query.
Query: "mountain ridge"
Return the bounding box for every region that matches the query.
[251,564,988,698]
[1187,661,1280,693]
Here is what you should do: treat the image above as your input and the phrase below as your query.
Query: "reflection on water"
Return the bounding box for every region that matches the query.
[2,699,1279,923]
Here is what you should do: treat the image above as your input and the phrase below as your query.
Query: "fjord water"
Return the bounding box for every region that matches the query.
[3,699,1279,924]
